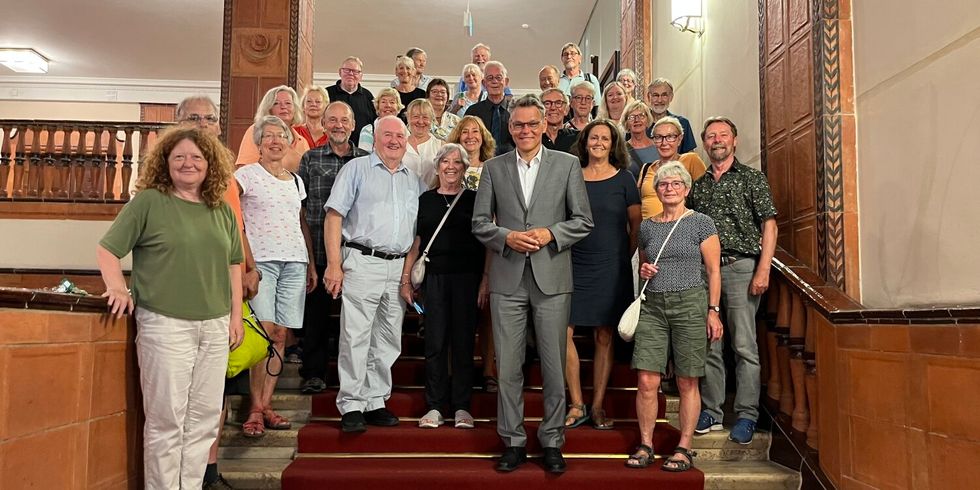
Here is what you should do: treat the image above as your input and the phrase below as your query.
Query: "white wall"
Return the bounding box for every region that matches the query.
[579,0,622,76]
[0,220,130,270]
[853,1,980,307]
[649,0,762,168]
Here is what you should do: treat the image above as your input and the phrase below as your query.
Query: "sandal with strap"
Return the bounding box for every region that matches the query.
[242,409,266,438]
[625,444,654,469]
[262,408,291,430]
[591,407,614,430]
[662,446,697,472]
[564,403,590,428]
[418,409,444,428]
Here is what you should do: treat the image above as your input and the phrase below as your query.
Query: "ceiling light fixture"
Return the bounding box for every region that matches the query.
[670,0,705,37]
[0,48,49,73]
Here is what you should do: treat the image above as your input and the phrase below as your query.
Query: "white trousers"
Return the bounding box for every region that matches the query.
[136,307,229,490]
[336,249,406,414]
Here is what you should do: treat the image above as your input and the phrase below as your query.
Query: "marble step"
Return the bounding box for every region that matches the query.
[217,458,799,490]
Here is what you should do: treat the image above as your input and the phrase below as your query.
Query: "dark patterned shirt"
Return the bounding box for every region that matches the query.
[297,143,369,266]
[687,159,777,257]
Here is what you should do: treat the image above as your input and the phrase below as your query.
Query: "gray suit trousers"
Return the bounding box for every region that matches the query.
[491,262,570,448]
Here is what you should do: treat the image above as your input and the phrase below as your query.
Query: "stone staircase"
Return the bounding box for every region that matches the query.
[218,359,800,489]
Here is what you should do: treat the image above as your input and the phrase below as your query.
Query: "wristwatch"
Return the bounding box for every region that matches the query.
[708,305,721,313]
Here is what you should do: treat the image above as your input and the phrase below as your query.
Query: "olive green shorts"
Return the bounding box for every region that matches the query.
[631,287,708,377]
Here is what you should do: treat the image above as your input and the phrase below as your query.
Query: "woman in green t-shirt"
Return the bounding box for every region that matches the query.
[97,127,244,489]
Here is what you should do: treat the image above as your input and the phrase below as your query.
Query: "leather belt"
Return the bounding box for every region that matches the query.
[343,241,406,260]
[720,254,755,266]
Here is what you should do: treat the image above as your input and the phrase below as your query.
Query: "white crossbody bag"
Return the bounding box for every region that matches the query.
[410,191,464,289]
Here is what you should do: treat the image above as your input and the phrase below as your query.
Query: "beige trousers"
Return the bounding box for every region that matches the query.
[136,307,229,490]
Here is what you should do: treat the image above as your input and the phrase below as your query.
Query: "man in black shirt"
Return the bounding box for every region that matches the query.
[326,56,376,147]
[540,88,579,154]
[465,61,513,155]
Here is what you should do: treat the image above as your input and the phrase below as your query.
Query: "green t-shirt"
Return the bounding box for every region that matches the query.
[100,188,244,320]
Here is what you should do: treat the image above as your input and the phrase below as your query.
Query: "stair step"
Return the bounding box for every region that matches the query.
[701,460,801,489]
[219,458,290,489]
[221,424,303,447]
[218,446,297,460]
[227,408,311,425]
[227,391,311,411]
[311,388,666,419]
[296,420,680,456]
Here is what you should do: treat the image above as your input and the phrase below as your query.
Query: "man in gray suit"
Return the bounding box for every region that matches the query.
[472,94,593,474]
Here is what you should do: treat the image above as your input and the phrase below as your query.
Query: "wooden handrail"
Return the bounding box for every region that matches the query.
[0,286,109,314]
[0,119,172,203]
[598,50,621,91]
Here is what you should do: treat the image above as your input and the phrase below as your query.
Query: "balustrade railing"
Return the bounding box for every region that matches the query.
[0,120,171,202]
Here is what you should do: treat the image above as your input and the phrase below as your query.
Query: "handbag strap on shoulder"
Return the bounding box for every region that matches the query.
[420,191,464,257]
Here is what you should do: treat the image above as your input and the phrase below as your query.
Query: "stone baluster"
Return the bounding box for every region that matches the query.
[11,125,27,198]
[42,125,56,199]
[71,127,89,199]
[789,292,809,432]
[0,124,11,198]
[89,128,105,200]
[57,127,74,199]
[804,305,818,448]
[765,281,782,402]
[136,128,151,180]
[120,128,134,201]
[26,126,42,198]
[775,281,794,416]
[104,130,119,200]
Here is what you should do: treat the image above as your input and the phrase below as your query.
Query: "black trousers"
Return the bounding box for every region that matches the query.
[422,272,480,414]
[300,263,341,382]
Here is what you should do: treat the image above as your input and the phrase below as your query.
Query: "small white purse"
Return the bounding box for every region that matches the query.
[618,210,694,341]
[410,191,464,289]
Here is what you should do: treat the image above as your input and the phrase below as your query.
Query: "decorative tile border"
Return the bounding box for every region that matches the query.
[219,0,233,147]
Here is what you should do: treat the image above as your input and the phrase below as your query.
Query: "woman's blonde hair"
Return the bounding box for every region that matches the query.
[447,115,496,163]
[136,127,233,208]
[598,81,628,120]
[255,85,303,125]
[374,87,404,113]
[300,85,330,119]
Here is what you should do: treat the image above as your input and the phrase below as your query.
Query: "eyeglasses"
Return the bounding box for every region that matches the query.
[571,95,593,102]
[653,134,680,143]
[561,51,580,58]
[626,114,647,121]
[261,132,288,141]
[542,100,566,108]
[510,120,542,131]
[485,75,505,82]
[656,181,685,190]
[340,67,362,75]
[182,114,218,124]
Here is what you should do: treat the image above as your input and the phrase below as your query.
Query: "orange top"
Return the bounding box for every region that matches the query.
[638,152,707,219]
[235,123,310,172]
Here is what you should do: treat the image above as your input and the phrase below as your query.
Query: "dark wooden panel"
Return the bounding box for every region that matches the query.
[766,57,789,140]
[789,0,811,39]
[789,33,814,127]
[767,136,792,223]
[791,122,817,218]
[230,77,259,121]
[793,216,818,271]
[766,0,787,57]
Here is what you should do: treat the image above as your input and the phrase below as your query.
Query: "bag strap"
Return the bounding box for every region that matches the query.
[243,300,285,377]
[419,191,465,257]
[638,209,695,297]
[638,159,659,187]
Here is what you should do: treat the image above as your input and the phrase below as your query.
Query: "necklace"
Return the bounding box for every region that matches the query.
[439,189,460,207]
[263,163,288,178]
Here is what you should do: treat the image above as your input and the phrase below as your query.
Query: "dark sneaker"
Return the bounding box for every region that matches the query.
[363,407,399,426]
[203,474,234,489]
[695,411,723,434]
[340,411,366,433]
[300,377,326,394]
[284,345,303,364]
[729,418,756,444]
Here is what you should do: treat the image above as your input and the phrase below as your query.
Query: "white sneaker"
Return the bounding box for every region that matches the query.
[454,409,475,429]
[418,409,444,428]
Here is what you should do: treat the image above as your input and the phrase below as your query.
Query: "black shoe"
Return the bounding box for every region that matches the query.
[300,377,326,394]
[542,447,567,474]
[363,407,399,426]
[202,474,234,489]
[340,411,366,433]
[496,446,527,472]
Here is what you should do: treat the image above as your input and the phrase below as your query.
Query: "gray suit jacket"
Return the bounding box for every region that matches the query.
[472,147,593,295]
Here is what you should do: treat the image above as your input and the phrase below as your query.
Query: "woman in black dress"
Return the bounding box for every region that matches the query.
[400,143,485,430]
[564,119,641,430]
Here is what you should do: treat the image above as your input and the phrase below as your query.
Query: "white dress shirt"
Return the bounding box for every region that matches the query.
[516,145,544,206]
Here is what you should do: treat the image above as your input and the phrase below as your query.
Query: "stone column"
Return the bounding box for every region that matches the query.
[219,0,314,150]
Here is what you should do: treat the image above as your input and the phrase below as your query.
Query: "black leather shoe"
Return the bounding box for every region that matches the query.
[496,446,527,472]
[542,447,567,474]
[363,407,399,426]
[340,411,366,433]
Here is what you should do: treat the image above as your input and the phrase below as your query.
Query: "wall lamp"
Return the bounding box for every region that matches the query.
[670,0,705,37]
[0,48,49,74]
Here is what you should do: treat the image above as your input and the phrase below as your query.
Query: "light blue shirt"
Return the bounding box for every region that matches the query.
[325,153,426,254]
[558,71,602,106]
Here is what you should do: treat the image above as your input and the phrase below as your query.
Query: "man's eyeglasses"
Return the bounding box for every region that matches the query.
[485,75,505,83]
[561,51,580,58]
[653,134,680,143]
[656,181,685,190]
[340,67,362,75]
[543,100,566,108]
[182,114,218,124]
[510,120,542,131]
[571,95,593,103]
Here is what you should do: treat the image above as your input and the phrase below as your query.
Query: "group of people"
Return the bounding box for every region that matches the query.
[96,41,777,488]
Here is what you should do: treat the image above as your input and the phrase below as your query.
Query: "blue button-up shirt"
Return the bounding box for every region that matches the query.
[324,153,427,254]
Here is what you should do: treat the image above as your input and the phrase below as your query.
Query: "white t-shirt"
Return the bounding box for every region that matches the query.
[403,137,443,188]
[235,163,309,263]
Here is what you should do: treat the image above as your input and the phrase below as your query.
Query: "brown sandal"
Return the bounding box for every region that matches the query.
[262,408,291,430]
[242,409,266,438]
[591,407,614,430]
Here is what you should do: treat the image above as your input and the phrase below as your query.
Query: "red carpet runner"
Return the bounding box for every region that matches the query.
[282,329,705,489]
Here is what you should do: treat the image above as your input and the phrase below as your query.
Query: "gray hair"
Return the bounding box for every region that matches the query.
[620,100,653,128]
[648,77,674,93]
[461,63,483,78]
[430,143,471,188]
[406,47,426,58]
[255,85,303,125]
[653,115,685,138]
[540,88,569,106]
[176,95,218,120]
[483,60,507,79]
[374,87,404,112]
[570,80,596,98]
[252,115,294,146]
[471,43,491,55]
[405,98,436,122]
[616,68,639,85]
[654,162,693,189]
[394,55,416,74]
[560,42,582,56]
[340,56,363,70]
[540,64,560,76]
[374,114,409,139]
[508,93,546,119]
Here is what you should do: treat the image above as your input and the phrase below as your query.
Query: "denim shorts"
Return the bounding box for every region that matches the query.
[251,261,307,329]
[631,286,708,377]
